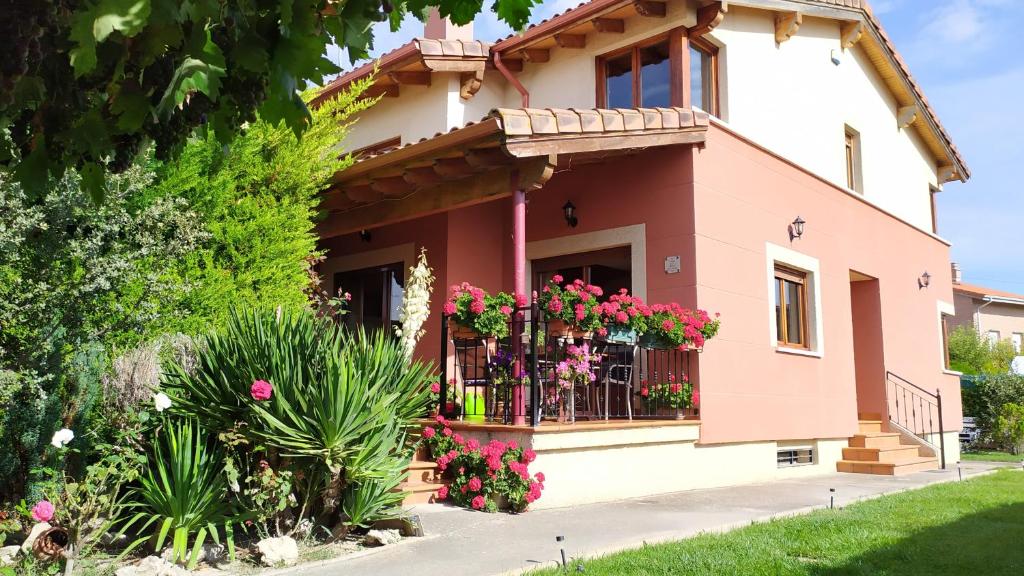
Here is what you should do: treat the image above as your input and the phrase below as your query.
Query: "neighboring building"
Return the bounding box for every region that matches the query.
[951,263,1024,353]
[314,0,968,508]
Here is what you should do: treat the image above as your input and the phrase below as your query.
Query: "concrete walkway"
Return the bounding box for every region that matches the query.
[301,461,1009,576]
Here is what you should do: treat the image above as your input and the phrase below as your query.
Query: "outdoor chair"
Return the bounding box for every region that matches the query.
[451,335,493,421]
[597,344,637,420]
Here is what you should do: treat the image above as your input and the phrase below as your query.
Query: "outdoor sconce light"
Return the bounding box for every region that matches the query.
[359,229,372,242]
[919,270,931,289]
[563,200,578,228]
[789,216,806,241]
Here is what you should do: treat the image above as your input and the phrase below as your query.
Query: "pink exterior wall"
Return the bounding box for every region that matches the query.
[691,124,960,444]
[318,123,962,445]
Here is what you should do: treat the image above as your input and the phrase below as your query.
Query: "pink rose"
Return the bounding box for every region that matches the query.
[471,495,486,510]
[250,380,273,401]
[443,301,457,315]
[31,500,54,523]
[468,476,482,491]
[422,426,436,438]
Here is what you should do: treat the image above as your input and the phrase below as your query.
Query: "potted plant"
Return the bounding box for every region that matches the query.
[444,282,517,339]
[639,304,721,350]
[487,349,516,420]
[638,372,697,418]
[536,276,603,339]
[553,343,598,422]
[596,288,650,344]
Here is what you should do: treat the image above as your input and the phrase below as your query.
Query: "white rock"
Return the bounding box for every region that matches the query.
[256,536,298,567]
[115,556,189,576]
[362,529,401,547]
[0,545,20,566]
[21,522,51,554]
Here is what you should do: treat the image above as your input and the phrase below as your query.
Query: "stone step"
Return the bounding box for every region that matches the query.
[404,461,440,486]
[848,432,902,448]
[858,420,884,434]
[842,445,922,463]
[836,456,938,476]
[858,412,883,422]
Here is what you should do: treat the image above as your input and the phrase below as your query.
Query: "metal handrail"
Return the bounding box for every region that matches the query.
[885,371,946,469]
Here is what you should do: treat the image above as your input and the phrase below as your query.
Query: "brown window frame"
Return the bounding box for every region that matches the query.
[688,36,720,116]
[775,265,810,349]
[595,29,718,114]
[844,126,862,193]
[941,314,952,369]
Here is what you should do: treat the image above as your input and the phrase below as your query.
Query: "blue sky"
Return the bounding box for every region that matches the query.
[327,0,1024,293]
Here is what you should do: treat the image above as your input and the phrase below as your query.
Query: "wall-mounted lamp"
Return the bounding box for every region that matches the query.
[789,216,806,241]
[359,229,372,242]
[562,200,578,228]
[919,270,931,289]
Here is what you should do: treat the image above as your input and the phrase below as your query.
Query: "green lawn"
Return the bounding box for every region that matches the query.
[960,450,1023,463]
[534,470,1024,575]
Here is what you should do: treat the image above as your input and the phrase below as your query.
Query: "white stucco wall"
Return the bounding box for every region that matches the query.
[342,4,942,232]
[713,7,939,230]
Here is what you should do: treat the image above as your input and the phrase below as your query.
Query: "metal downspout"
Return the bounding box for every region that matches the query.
[494,51,529,108]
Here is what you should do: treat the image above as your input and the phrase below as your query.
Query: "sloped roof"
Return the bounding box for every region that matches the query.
[954,283,1024,304]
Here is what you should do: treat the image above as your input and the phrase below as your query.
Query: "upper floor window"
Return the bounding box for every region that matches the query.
[844,126,862,193]
[599,38,672,109]
[689,38,718,115]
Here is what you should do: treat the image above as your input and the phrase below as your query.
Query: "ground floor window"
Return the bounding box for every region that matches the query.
[334,262,405,334]
[987,330,1001,346]
[774,265,808,349]
[777,446,814,467]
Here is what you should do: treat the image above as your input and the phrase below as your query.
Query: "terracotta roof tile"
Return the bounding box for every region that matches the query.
[954,283,1024,303]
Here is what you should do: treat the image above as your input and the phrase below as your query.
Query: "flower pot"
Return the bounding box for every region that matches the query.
[448,319,482,340]
[601,325,637,344]
[546,319,592,340]
[639,333,678,350]
[649,407,698,419]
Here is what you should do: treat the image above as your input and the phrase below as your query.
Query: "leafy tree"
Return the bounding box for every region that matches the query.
[0,0,540,200]
[949,325,1016,375]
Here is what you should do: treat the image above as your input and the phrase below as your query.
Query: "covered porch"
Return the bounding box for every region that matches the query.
[319,106,711,428]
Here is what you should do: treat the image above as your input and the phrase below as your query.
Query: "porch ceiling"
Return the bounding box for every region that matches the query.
[318,106,708,238]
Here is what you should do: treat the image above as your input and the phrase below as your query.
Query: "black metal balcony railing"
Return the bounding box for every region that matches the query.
[439,305,697,426]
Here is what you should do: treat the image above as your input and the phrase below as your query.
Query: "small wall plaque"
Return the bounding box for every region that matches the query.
[664,255,681,274]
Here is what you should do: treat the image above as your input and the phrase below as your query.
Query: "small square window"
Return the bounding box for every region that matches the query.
[775,265,808,349]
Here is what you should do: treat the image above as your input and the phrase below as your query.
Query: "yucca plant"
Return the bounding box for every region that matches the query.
[161,308,435,533]
[122,420,236,569]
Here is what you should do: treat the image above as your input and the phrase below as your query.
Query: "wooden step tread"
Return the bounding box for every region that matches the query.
[858,420,883,425]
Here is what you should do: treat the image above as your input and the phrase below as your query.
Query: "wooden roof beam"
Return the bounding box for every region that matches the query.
[554,34,587,49]
[633,0,666,18]
[593,18,625,33]
[403,166,444,188]
[344,185,382,203]
[775,12,802,44]
[523,48,550,63]
[365,84,399,98]
[690,1,727,36]
[387,70,431,86]
[465,147,514,169]
[433,157,477,178]
[370,176,415,198]
[840,20,865,51]
[898,105,918,129]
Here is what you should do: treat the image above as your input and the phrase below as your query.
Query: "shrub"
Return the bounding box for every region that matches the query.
[949,326,1017,375]
[123,420,236,569]
[421,417,544,513]
[961,373,1024,440]
[994,403,1024,454]
[160,308,434,535]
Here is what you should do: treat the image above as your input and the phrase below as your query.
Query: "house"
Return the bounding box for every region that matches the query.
[313,0,968,508]
[950,263,1024,353]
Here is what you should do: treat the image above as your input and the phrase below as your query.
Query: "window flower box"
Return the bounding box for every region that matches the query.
[444,282,517,339]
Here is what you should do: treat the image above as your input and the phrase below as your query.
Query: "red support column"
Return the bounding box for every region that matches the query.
[512,176,527,425]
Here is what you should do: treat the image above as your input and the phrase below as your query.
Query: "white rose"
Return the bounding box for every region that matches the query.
[51,428,74,449]
[153,392,172,412]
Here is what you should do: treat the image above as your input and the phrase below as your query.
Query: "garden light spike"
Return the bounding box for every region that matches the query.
[829,487,836,509]
[557,535,567,568]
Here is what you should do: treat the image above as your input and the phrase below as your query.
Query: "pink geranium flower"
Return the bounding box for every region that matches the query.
[430,381,441,394]
[250,380,273,401]
[422,426,436,438]
[471,495,486,510]
[31,500,54,523]
[468,476,482,491]
[437,485,449,500]
[443,301,457,315]
[470,299,485,314]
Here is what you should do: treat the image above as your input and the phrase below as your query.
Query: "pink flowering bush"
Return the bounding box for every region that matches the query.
[421,416,544,512]
[642,304,721,350]
[445,282,518,338]
[639,372,696,411]
[536,276,603,334]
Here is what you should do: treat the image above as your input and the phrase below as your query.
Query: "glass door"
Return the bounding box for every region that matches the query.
[333,262,405,334]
